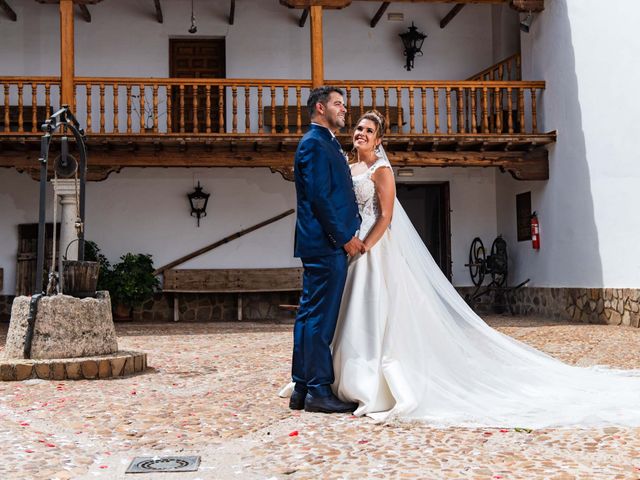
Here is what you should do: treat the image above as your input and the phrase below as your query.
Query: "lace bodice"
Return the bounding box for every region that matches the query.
[352,158,392,239]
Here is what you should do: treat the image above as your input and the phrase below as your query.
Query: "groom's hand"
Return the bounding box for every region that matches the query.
[343,236,364,256]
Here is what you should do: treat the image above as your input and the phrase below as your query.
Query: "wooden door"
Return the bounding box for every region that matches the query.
[396,183,452,280]
[169,39,226,133]
[16,223,60,296]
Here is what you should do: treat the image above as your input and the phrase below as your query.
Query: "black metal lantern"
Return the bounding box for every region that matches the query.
[399,23,427,71]
[187,181,209,227]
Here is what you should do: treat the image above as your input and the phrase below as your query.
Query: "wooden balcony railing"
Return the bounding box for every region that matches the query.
[467,53,521,81]
[1,75,545,137]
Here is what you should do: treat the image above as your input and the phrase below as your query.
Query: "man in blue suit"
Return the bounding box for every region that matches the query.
[290,86,364,413]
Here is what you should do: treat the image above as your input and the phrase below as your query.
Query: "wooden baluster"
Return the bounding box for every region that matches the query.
[470,87,477,134]
[218,85,224,133]
[481,87,489,133]
[457,88,464,134]
[138,84,144,132]
[17,83,23,133]
[126,85,132,133]
[445,87,452,134]
[167,85,173,133]
[283,86,289,134]
[345,86,352,128]
[371,87,377,111]
[99,83,105,133]
[31,83,37,133]
[149,84,157,133]
[179,84,185,133]
[257,85,264,134]
[498,64,504,82]
[2,84,9,132]
[44,83,51,128]
[507,60,513,81]
[488,88,494,132]
[85,84,92,133]
[205,85,212,133]
[244,85,251,133]
[422,87,428,133]
[232,85,238,133]
[192,84,199,133]
[383,87,390,134]
[358,86,364,119]
[113,83,119,133]
[270,86,276,132]
[516,54,521,80]
[518,88,525,133]
[409,87,415,134]
[494,87,501,133]
[507,87,513,134]
[433,87,440,134]
[396,87,403,133]
[295,86,301,134]
[531,89,538,133]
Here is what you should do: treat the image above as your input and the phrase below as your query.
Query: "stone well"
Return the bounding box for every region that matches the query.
[1,291,147,381]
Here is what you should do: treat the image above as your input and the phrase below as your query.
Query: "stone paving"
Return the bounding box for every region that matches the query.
[1,316,640,479]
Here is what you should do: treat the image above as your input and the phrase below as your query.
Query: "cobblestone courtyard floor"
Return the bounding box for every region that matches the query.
[1,316,640,479]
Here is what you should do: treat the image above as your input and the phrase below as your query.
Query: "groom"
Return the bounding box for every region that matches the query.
[290,86,363,413]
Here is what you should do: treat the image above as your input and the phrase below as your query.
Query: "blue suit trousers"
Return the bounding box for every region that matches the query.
[292,253,348,397]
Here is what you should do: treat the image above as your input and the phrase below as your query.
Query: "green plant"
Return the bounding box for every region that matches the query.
[109,253,159,308]
[84,242,159,308]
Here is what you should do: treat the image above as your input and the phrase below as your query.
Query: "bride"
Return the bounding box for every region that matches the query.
[289,109,640,428]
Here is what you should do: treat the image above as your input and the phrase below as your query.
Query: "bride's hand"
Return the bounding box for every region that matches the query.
[360,243,370,254]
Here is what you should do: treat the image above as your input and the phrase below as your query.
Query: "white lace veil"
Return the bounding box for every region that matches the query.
[372,145,640,427]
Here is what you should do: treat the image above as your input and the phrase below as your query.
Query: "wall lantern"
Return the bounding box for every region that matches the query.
[188,181,209,227]
[399,23,427,71]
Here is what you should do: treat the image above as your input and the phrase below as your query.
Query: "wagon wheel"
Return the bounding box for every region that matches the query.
[490,236,508,287]
[468,237,486,286]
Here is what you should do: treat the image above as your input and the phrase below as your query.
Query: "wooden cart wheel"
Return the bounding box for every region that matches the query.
[468,237,486,287]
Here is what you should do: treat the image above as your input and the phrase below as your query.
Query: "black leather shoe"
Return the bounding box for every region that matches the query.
[289,390,306,410]
[304,393,358,414]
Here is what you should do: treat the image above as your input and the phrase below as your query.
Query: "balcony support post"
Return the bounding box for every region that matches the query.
[310,6,324,88]
[60,0,75,109]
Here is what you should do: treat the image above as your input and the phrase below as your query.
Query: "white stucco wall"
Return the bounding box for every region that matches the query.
[0,166,496,294]
[496,0,640,288]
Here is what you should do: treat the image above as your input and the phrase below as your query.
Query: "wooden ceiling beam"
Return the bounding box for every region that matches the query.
[77,4,91,22]
[229,0,235,25]
[153,0,163,23]
[440,3,464,28]
[35,1,104,4]
[370,2,389,28]
[0,0,17,21]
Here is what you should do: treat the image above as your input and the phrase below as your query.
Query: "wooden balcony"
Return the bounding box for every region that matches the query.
[0,75,555,181]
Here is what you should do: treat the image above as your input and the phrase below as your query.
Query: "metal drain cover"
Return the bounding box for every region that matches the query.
[126,456,200,474]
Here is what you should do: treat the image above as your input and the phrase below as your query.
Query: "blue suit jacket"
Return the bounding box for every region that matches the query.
[294,124,361,258]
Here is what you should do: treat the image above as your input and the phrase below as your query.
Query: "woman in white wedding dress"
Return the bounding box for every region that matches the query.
[325,110,640,428]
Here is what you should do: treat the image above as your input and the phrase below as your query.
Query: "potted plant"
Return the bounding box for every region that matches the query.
[109,253,159,319]
[85,242,159,319]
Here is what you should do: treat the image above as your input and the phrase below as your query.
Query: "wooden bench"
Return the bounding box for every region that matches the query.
[263,105,404,133]
[163,267,303,321]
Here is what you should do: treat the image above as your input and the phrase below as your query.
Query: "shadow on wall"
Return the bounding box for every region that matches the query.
[497,0,602,288]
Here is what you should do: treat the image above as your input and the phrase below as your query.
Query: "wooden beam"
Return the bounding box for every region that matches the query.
[0,0,16,21]
[310,6,324,88]
[229,0,235,25]
[440,3,464,28]
[153,0,163,23]
[280,0,351,8]
[509,0,544,12]
[370,2,389,28]
[77,4,91,22]
[281,0,508,7]
[60,0,75,108]
[299,7,309,27]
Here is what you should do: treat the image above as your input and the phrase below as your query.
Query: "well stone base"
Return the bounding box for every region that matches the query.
[5,291,118,359]
[0,351,147,381]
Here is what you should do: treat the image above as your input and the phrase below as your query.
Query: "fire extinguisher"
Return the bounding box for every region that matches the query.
[531,211,540,250]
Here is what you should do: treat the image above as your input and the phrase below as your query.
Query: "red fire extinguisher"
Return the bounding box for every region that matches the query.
[531,212,540,250]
